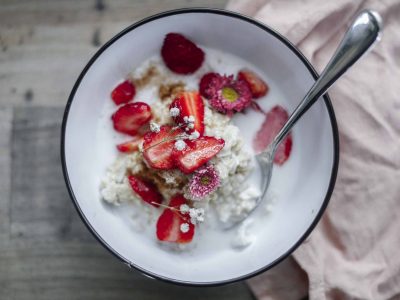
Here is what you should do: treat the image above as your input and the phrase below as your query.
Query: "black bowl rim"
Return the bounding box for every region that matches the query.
[61,7,339,287]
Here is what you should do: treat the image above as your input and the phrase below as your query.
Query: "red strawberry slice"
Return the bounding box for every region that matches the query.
[128,175,163,207]
[111,80,136,105]
[253,105,292,165]
[112,102,152,136]
[238,69,269,98]
[156,194,195,243]
[161,33,205,74]
[116,135,143,153]
[143,125,184,170]
[173,136,225,174]
[199,72,218,98]
[170,91,204,135]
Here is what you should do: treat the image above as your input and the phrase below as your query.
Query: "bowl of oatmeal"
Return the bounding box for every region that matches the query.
[61,8,339,285]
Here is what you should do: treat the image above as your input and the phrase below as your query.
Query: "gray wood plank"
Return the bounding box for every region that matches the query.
[0,240,254,300]
[0,106,12,243]
[10,107,90,241]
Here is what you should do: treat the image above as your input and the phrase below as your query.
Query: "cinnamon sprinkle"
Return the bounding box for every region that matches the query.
[159,82,185,100]
[131,65,159,89]
[133,161,188,199]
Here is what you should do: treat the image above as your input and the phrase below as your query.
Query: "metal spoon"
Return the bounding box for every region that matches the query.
[233,10,382,227]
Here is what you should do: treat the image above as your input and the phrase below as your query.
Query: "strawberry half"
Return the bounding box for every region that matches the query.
[116,135,143,153]
[143,125,184,170]
[111,80,136,105]
[156,194,195,243]
[170,91,204,135]
[199,72,218,98]
[253,105,292,165]
[238,69,269,99]
[128,175,163,207]
[173,136,225,174]
[111,102,152,136]
[161,33,205,74]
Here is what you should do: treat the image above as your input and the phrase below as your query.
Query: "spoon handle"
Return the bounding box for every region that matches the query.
[271,10,382,150]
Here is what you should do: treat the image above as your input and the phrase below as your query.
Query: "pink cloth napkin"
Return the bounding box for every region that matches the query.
[226,0,400,299]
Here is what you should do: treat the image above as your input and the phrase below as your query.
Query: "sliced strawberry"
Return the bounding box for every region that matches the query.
[170,91,204,135]
[161,33,205,74]
[253,105,292,165]
[199,72,218,98]
[173,136,225,174]
[111,80,136,105]
[111,102,152,136]
[116,135,143,153]
[143,125,184,170]
[128,175,163,207]
[238,69,269,99]
[156,194,195,243]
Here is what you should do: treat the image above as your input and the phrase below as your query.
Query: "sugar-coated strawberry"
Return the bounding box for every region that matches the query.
[128,175,163,207]
[143,125,184,170]
[116,135,143,153]
[253,105,292,165]
[112,102,152,136]
[156,194,195,243]
[111,80,136,105]
[238,69,269,98]
[170,91,204,135]
[173,136,225,174]
[199,72,218,98]
[161,33,205,74]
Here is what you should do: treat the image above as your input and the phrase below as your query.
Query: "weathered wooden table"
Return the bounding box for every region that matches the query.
[0,0,256,299]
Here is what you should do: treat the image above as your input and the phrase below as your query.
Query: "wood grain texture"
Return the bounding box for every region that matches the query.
[0,107,12,243]
[0,0,228,107]
[10,107,89,241]
[0,1,257,299]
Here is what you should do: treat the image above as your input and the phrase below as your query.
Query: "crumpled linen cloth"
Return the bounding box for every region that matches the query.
[226,0,400,299]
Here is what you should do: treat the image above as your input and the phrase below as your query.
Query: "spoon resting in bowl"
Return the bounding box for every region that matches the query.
[231,9,382,228]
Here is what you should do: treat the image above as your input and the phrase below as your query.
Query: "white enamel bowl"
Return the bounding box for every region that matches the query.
[61,8,339,286]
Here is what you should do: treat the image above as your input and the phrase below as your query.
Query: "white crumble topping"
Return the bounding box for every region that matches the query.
[180,223,190,233]
[183,116,189,123]
[149,122,161,133]
[151,97,174,124]
[231,219,254,249]
[100,152,143,204]
[174,139,187,151]
[169,107,180,117]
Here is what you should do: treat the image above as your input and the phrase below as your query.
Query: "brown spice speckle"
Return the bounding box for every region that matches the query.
[131,65,159,89]
[158,82,185,100]
[134,161,188,199]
